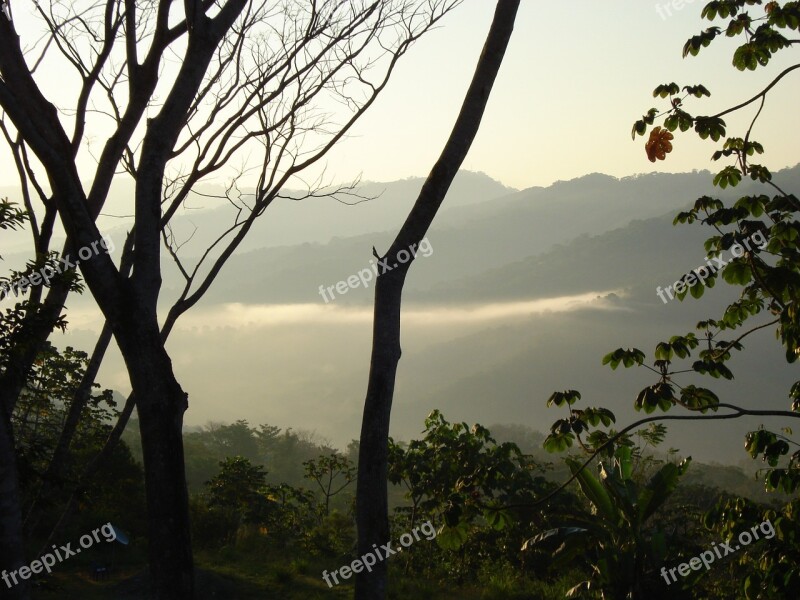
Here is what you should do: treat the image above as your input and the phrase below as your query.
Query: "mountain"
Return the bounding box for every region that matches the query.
[0,170,515,267]
[29,165,799,466]
[159,165,800,306]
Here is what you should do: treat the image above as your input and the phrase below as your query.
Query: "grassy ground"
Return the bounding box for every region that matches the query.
[29,548,572,599]
[30,568,473,599]
[32,565,347,599]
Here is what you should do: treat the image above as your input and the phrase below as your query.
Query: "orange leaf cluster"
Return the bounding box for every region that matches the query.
[645,126,674,162]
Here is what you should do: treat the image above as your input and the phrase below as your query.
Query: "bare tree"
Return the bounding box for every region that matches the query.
[354,1,520,598]
[0,1,461,598]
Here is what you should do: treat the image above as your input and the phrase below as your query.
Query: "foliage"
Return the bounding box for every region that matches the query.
[635,0,800,517]
[555,1,800,597]
[1,337,143,545]
[537,391,694,599]
[389,410,552,549]
[303,452,356,517]
[704,496,800,598]
[179,420,337,491]
[198,455,325,551]
[205,456,272,525]
[0,196,27,235]
[386,411,567,584]
[0,200,70,372]
[13,343,115,494]
[543,390,617,455]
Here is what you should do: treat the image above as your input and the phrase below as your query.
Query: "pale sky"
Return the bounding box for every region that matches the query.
[1,1,798,191]
[3,1,797,459]
[322,0,800,189]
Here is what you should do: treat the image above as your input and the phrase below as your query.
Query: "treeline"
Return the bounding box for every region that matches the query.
[9,339,797,598]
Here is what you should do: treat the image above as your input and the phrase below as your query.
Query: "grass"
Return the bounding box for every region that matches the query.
[29,545,572,599]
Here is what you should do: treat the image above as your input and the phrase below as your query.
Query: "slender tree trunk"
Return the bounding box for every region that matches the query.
[116,314,193,600]
[356,273,406,600]
[354,2,520,598]
[109,308,194,600]
[0,410,29,600]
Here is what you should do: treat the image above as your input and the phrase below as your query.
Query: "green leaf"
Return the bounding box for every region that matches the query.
[543,432,574,453]
[547,390,582,407]
[683,84,711,98]
[695,116,726,141]
[733,43,770,71]
[582,407,616,427]
[637,457,691,523]
[691,360,735,380]
[484,506,514,531]
[650,530,667,562]
[635,383,675,413]
[436,521,470,551]
[680,386,720,412]
[721,261,752,285]
[631,119,647,139]
[653,83,680,98]
[683,27,721,58]
[713,166,742,188]
[602,348,645,370]
[744,573,761,600]
[566,458,618,523]
[614,445,633,480]
[636,423,668,446]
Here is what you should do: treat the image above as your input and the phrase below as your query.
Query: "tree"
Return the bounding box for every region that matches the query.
[0,2,461,598]
[1,204,142,597]
[354,2,520,597]
[201,420,261,464]
[13,344,115,509]
[303,452,356,517]
[532,401,694,599]
[0,198,39,600]
[388,411,555,579]
[540,2,799,597]
[13,342,146,540]
[204,456,271,536]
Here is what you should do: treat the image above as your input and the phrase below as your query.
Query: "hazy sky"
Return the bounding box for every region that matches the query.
[2,1,797,461]
[321,0,800,189]
[0,0,797,191]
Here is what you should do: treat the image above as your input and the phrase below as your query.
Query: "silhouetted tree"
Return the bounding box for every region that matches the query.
[355,1,520,597]
[0,2,461,597]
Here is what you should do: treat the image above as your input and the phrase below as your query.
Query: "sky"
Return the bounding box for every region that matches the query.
[1,0,798,192]
[1,1,798,461]
[320,0,800,189]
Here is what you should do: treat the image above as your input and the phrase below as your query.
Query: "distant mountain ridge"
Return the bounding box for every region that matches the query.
[160,164,800,306]
[26,165,798,467]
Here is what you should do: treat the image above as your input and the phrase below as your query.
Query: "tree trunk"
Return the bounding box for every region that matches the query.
[0,410,29,600]
[355,273,406,600]
[354,2,520,598]
[116,316,193,600]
